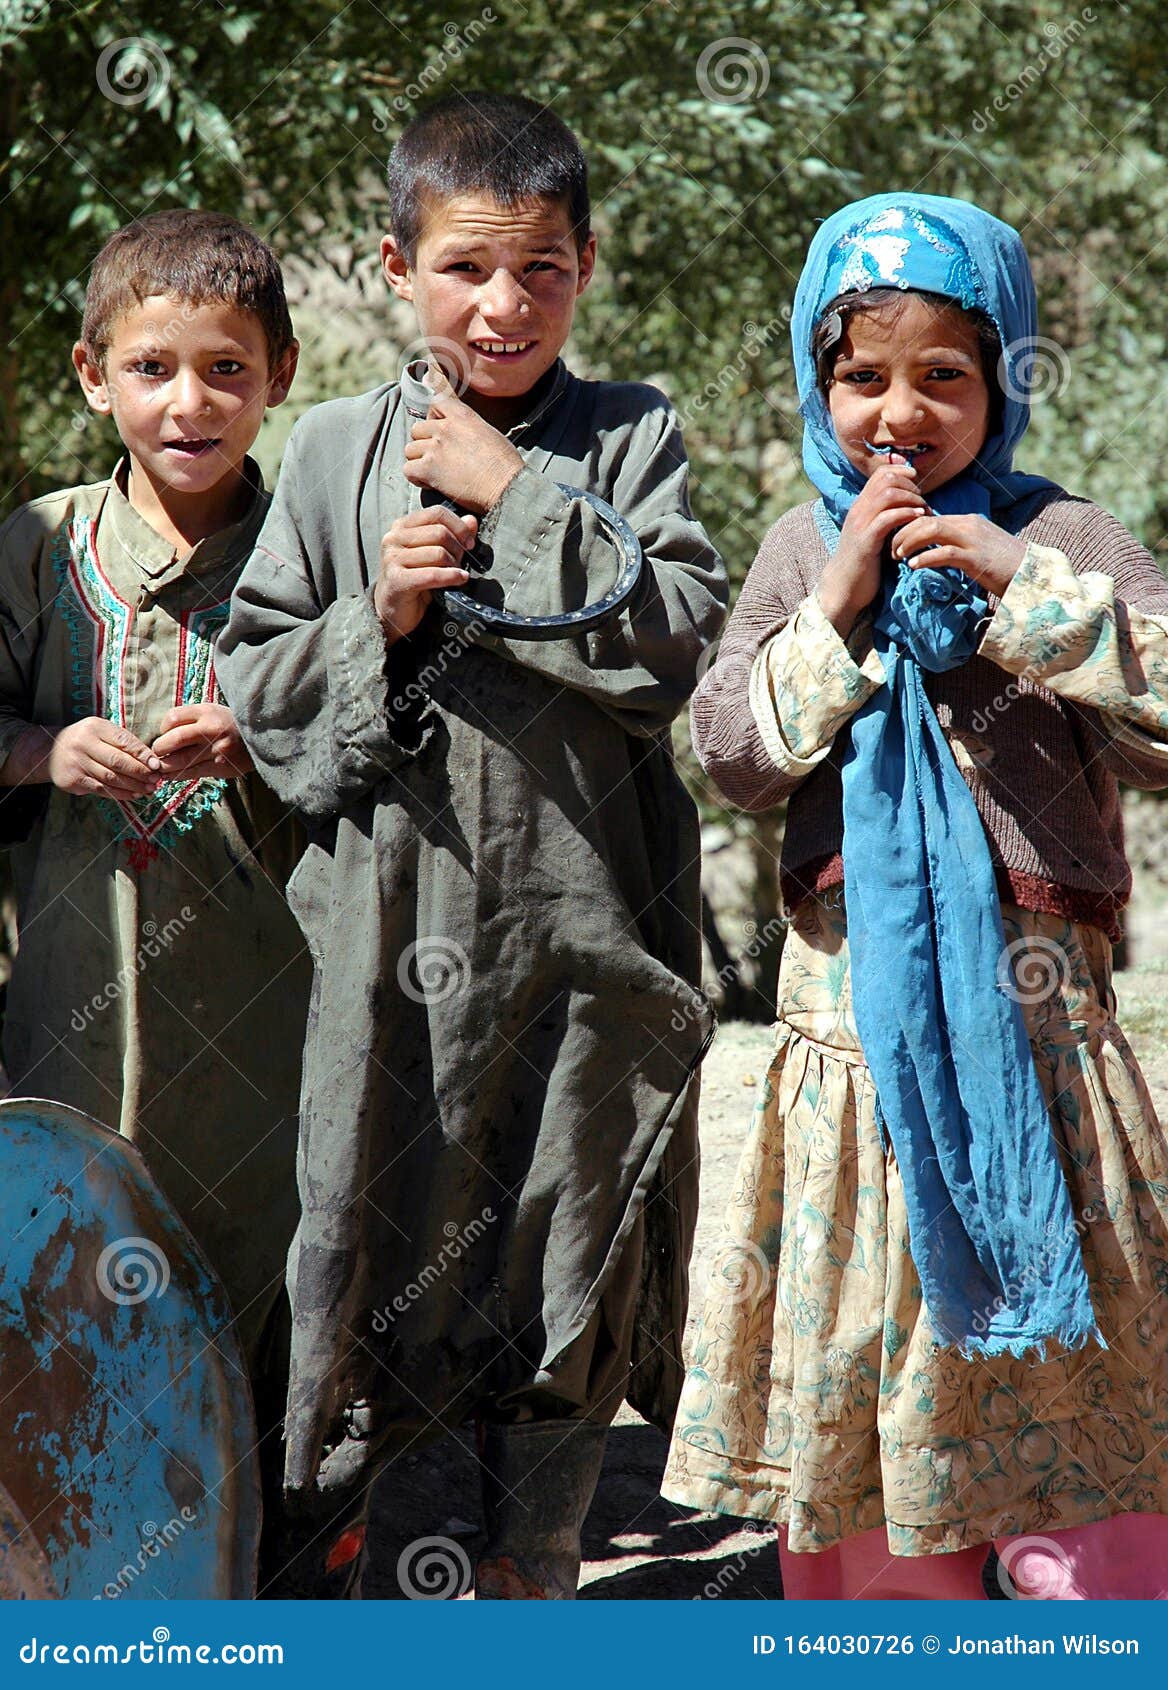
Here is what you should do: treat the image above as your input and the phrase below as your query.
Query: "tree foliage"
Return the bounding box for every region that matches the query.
[5,0,1168,1003]
[5,0,1168,559]
[3,0,1168,547]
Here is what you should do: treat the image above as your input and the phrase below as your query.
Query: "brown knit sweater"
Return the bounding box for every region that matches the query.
[691,489,1168,939]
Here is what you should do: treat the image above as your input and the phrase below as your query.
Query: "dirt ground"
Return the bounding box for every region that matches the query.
[362,906,1168,1601]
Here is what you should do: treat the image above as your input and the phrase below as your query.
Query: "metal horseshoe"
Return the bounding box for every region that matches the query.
[442,485,644,641]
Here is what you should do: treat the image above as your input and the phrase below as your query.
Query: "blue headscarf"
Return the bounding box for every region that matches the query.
[793,193,1101,1358]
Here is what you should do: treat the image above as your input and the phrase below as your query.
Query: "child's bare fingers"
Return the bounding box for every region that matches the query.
[397,545,472,572]
[152,754,203,779]
[156,704,207,735]
[864,462,918,490]
[77,732,159,773]
[90,747,159,787]
[412,521,477,557]
[890,515,950,554]
[76,761,156,797]
[150,724,210,758]
[878,496,933,523]
[868,481,928,511]
[403,566,475,593]
[906,546,966,571]
[391,524,469,556]
[382,510,475,555]
[854,507,928,550]
[92,719,157,761]
[84,748,151,785]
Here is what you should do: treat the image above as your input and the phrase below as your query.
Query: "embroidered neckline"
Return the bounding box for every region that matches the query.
[53,513,230,867]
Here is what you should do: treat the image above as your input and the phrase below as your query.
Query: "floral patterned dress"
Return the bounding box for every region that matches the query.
[663,541,1168,1556]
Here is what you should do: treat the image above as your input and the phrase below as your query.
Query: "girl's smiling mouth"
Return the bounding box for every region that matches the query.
[865,439,931,466]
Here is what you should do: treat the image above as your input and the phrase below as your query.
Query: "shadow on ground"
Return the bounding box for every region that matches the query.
[364,1419,782,1600]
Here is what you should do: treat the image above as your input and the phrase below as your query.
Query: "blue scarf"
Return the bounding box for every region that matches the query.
[793,193,1102,1357]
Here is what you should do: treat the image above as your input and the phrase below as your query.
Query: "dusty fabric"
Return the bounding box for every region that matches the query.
[0,464,311,1353]
[695,493,1168,937]
[216,362,727,1490]
[661,895,1168,1554]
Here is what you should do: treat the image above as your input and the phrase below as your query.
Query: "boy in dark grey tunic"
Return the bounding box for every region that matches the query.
[218,93,726,1598]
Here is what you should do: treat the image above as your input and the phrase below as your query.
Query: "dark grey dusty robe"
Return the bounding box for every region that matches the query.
[217,359,727,1491]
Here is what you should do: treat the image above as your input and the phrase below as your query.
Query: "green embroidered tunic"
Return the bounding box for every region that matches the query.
[0,461,311,1353]
[217,364,728,1490]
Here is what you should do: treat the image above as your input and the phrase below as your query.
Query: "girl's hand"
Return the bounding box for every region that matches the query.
[45,718,162,798]
[151,703,253,780]
[817,455,929,638]
[892,513,1027,598]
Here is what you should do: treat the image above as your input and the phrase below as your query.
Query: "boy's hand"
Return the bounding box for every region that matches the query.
[816,455,929,639]
[375,507,477,645]
[151,703,253,780]
[403,362,524,513]
[893,513,1027,598]
[47,718,163,798]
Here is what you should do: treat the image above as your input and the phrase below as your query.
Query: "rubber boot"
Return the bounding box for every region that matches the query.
[475,1420,608,1600]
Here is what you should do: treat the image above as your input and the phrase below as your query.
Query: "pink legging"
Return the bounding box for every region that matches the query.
[779,1514,1168,1600]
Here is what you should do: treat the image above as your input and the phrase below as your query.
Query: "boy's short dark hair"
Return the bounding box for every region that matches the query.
[812,286,1004,429]
[80,209,294,372]
[387,92,590,265]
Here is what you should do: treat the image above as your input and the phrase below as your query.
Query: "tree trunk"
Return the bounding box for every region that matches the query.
[0,61,28,514]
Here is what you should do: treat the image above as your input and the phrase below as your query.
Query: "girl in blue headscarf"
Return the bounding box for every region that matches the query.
[663,193,1168,1599]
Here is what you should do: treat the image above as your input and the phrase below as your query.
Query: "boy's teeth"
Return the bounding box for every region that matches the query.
[476,340,532,354]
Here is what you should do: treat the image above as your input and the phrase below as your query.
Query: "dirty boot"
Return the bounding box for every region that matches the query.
[475,1420,608,1600]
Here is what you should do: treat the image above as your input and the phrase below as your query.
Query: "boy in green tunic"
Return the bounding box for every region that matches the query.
[0,210,312,1560]
[218,93,727,1599]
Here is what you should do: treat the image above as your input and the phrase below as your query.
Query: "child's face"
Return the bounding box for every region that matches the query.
[826,294,991,496]
[73,296,296,505]
[382,191,596,410]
